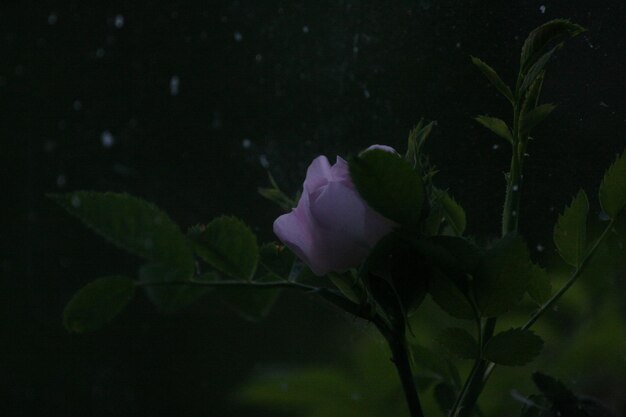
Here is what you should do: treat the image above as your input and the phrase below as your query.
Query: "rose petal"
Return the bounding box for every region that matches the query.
[330,156,352,184]
[303,155,332,195]
[309,182,372,273]
[273,194,320,273]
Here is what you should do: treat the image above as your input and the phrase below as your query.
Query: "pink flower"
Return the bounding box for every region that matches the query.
[273,146,397,276]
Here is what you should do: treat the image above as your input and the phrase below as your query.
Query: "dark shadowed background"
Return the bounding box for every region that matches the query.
[2,1,625,416]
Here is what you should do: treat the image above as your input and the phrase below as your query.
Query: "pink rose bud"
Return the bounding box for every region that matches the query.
[273,146,397,276]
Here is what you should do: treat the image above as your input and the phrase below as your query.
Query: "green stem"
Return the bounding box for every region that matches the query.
[502,103,523,236]
[523,218,614,330]
[455,89,526,417]
[450,301,483,415]
[454,318,496,417]
[137,278,375,320]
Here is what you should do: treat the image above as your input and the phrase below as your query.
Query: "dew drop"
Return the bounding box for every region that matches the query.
[71,195,81,207]
[259,154,269,168]
[536,244,544,252]
[48,13,58,25]
[539,5,546,14]
[492,144,499,150]
[234,31,243,42]
[242,138,252,149]
[73,99,82,111]
[302,25,309,34]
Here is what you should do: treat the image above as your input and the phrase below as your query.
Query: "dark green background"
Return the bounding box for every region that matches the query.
[2,1,625,416]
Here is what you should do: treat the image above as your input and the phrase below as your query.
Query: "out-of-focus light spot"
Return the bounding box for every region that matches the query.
[101,130,115,148]
[170,75,180,96]
[114,14,125,28]
[56,174,67,188]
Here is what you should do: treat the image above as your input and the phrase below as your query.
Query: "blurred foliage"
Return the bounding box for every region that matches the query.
[236,236,626,416]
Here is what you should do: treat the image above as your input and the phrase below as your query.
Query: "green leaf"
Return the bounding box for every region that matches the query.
[471,56,514,103]
[257,242,295,280]
[139,263,209,313]
[49,191,195,276]
[349,150,425,229]
[519,47,558,95]
[188,216,259,280]
[474,234,532,317]
[436,327,479,359]
[527,264,552,305]
[329,272,363,304]
[599,150,626,218]
[434,188,467,235]
[362,233,432,317]
[429,267,475,320]
[424,236,482,276]
[521,72,545,117]
[520,103,556,134]
[405,119,436,168]
[520,19,586,73]
[474,115,513,144]
[553,190,589,267]
[217,273,282,322]
[258,172,297,211]
[483,328,544,366]
[63,276,135,333]
[210,243,289,321]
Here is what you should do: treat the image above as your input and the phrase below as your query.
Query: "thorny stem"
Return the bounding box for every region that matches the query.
[449,298,483,415]
[455,78,527,417]
[375,321,425,417]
